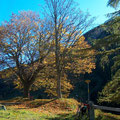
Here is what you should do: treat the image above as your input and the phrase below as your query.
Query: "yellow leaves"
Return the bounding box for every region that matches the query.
[80,30,82,34]
[65,33,70,37]
[14,39,18,43]
[73,35,90,50]
[46,31,50,35]
[60,43,65,52]
[34,22,37,26]
[73,26,76,29]
[62,28,66,34]
[61,32,96,74]
[43,52,55,65]
[52,32,55,36]
[71,56,96,74]
[65,66,71,69]
[75,34,80,39]
[41,34,45,38]
[41,24,44,28]
[0,26,4,31]
[34,22,39,28]
[65,16,69,20]
[43,72,73,97]
[59,24,63,29]
[0,68,17,79]
[43,60,47,64]
[51,40,55,46]
[79,35,85,40]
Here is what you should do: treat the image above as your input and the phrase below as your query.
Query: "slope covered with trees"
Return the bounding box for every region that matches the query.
[83,16,120,106]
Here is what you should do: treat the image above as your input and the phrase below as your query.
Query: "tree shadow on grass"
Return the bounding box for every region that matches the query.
[46,113,79,120]
[96,115,119,120]
[26,98,58,108]
[37,98,58,106]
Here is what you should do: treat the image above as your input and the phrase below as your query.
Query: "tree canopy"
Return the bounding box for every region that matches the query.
[41,0,95,98]
[0,11,53,97]
[0,1,96,99]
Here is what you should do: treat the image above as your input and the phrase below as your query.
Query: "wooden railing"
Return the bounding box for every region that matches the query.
[88,101,120,120]
[93,104,120,112]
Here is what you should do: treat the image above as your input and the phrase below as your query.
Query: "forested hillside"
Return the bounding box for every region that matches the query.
[84,16,120,106]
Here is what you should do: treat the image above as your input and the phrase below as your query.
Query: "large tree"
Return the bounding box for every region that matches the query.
[36,34,95,98]
[41,0,96,98]
[0,11,53,98]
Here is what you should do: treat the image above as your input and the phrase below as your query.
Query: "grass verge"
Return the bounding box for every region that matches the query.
[95,109,120,120]
[0,98,79,120]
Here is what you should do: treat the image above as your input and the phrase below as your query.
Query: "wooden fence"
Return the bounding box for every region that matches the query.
[93,104,120,112]
[89,101,120,120]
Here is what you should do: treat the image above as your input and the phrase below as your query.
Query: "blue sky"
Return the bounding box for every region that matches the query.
[0,0,116,27]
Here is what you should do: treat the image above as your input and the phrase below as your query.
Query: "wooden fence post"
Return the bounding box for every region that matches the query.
[89,101,95,120]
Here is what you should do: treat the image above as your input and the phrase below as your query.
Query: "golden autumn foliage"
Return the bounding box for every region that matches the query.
[37,0,96,98]
[33,30,95,97]
[10,21,95,97]
[0,6,95,98]
[0,11,53,97]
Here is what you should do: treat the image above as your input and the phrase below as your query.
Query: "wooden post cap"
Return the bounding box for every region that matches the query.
[85,80,91,84]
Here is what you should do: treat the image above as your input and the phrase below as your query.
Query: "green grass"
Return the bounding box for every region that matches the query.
[0,108,64,120]
[0,98,79,120]
[95,109,120,120]
[0,109,42,120]
[0,98,120,120]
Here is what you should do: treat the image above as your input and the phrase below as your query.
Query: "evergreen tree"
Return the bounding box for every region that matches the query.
[108,0,120,8]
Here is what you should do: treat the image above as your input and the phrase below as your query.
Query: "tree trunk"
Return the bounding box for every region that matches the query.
[57,72,62,98]
[23,84,30,98]
[54,8,62,98]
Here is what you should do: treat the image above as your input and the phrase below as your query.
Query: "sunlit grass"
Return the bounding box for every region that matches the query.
[0,98,79,120]
[1,98,120,120]
[0,109,42,120]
